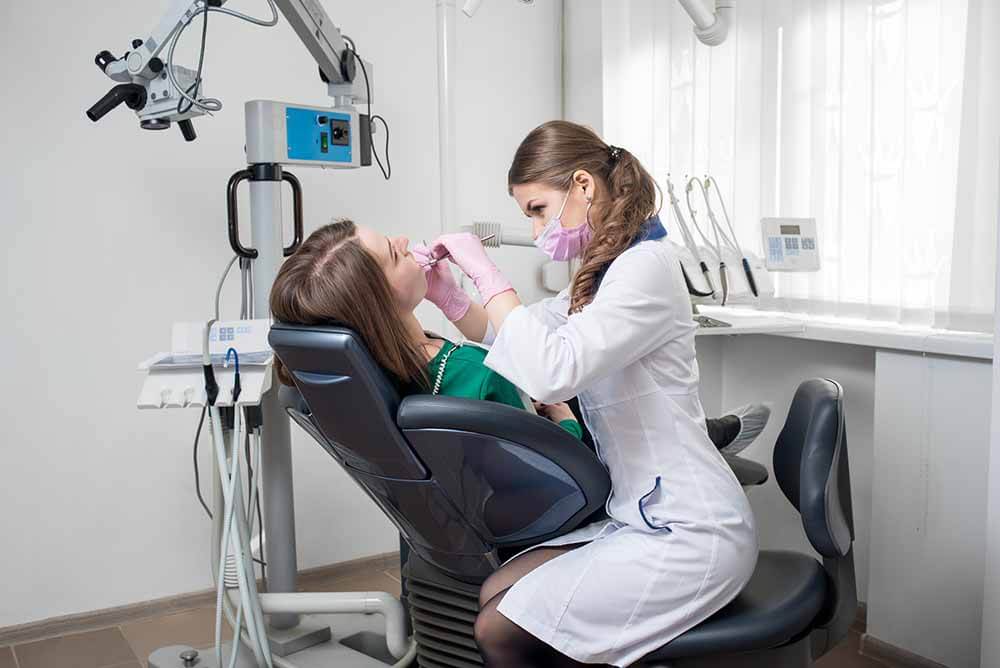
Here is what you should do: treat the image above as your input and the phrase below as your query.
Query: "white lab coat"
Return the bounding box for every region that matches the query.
[482,238,758,666]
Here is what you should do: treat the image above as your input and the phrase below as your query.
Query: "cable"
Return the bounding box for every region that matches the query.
[215,255,239,321]
[193,404,213,519]
[213,405,246,668]
[250,427,266,579]
[668,176,707,262]
[244,427,253,530]
[194,253,242,522]
[704,175,759,297]
[247,261,255,319]
[177,0,210,115]
[210,420,413,668]
[702,176,742,256]
[166,7,222,114]
[370,115,392,180]
[239,258,248,319]
[348,44,391,180]
[167,0,280,115]
[244,416,266,569]
[211,1,279,27]
[209,350,274,668]
[239,257,255,320]
[685,177,723,258]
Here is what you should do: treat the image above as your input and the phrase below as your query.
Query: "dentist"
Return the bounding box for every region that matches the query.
[423,121,758,667]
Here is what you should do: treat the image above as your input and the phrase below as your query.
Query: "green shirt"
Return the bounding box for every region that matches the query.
[424,340,582,439]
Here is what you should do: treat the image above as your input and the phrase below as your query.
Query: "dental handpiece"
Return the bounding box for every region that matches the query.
[420,234,497,267]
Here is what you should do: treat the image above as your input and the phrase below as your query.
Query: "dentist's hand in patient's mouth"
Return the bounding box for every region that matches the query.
[429,233,513,305]
[412,243,472,322]
[533,401,576,424]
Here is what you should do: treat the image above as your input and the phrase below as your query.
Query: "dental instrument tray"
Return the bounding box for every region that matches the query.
[147,351,272,369]
[137,319,274,409]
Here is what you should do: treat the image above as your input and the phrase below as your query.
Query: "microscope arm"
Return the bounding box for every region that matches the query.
[88,0,371,136]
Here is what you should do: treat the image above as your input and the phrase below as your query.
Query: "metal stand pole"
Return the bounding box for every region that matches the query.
[248,176,299,631]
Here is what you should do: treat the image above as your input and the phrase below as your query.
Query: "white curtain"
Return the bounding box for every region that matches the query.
[601,0,999,331]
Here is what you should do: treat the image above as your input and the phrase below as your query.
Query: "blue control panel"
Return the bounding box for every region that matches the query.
[285,107,353,164]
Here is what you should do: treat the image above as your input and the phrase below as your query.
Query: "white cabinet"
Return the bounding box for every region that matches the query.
[866,351,991,668]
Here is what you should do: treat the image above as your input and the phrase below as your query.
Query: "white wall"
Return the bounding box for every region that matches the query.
[0,0,561,628]
[453,0,563,304]
[563,0,604,133]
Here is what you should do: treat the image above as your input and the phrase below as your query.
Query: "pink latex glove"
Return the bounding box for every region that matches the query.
[429,233,514,305]
[412,243,472,322]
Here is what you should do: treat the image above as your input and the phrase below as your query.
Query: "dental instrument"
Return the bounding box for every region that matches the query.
[685,175,731,305]
[420,233,497,267]
[703,176,759,297]
[666,175,716,298]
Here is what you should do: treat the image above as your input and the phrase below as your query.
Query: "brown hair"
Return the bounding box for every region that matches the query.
[507,121,660,313]
[269,219,428,388]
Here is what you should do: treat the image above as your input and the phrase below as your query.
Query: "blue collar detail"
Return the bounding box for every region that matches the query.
[631,214,667,246]
[593,215,668,289]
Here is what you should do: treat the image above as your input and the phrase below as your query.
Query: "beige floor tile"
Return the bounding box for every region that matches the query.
[383,569,401,584]
[0,646,17,668]
[120,566,398,666]
[120,607,232,666]
[816,631,898,668]
[303,570,402,598]
[13,627,137,668]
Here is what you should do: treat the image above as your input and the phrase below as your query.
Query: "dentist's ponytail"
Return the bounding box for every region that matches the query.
[508,121,660,313]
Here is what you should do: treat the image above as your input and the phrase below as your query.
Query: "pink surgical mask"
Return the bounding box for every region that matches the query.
[534,189,593,261]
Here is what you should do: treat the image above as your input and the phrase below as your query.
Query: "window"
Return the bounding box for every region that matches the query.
[600,0,999,331]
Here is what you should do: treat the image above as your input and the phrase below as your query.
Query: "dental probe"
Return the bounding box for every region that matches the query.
[420,234,497,267]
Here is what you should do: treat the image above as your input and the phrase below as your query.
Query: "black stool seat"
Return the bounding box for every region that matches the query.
[725,455,769,486]
[644,550,828,661]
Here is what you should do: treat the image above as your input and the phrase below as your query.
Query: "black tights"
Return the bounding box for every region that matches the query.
[473,546,613,668]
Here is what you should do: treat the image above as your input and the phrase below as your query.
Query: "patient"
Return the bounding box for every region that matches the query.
[270,220,767,449]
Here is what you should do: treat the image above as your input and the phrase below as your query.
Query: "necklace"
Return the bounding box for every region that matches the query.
[431,342,463,395]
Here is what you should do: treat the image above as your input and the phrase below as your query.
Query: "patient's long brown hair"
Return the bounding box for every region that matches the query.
[270,219,428,388]
[507,121,659,313]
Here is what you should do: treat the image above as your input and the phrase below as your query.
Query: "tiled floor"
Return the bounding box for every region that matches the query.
[9,627,139,668]
[2,564,894,668]
[816,630,896,668]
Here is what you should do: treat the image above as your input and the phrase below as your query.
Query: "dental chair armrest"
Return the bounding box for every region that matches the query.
[399,395,583,450]
[725,454,769,487]
[398,395,610,496]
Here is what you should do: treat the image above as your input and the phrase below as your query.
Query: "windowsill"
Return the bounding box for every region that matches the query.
[697,306,994,360]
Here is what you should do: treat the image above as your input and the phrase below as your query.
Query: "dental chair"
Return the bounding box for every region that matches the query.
[269,323,856,667]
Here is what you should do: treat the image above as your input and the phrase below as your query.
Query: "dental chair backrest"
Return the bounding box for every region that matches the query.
[269,323,612,583]
[772,377,858,653]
